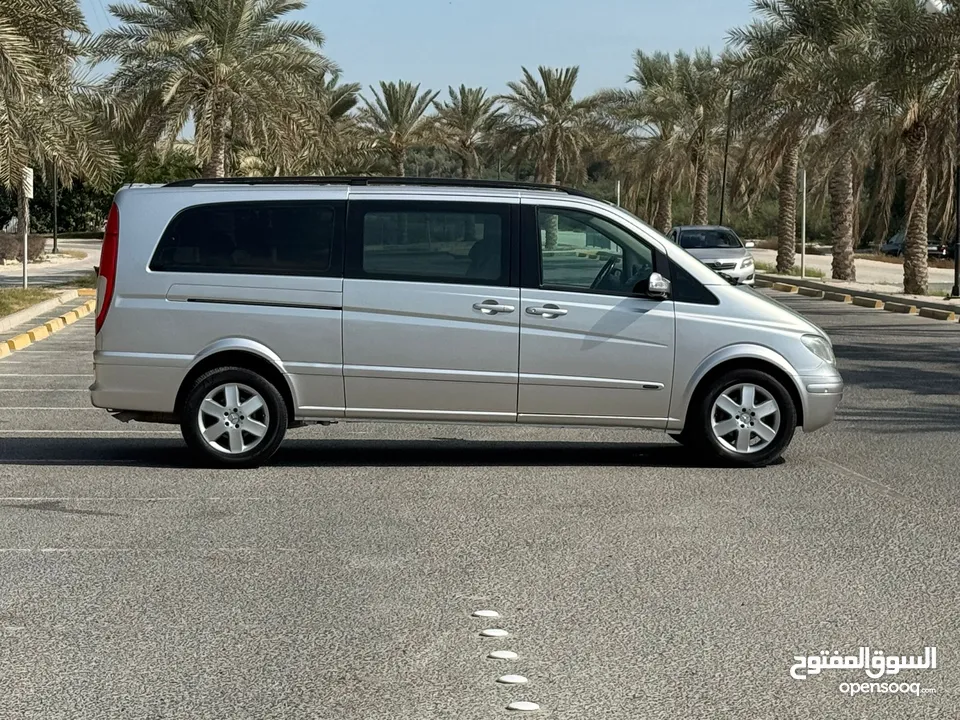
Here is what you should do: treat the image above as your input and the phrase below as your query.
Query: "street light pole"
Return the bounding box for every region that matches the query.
[719,87,734,227]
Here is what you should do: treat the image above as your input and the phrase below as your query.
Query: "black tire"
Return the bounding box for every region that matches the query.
[683,369,797,468]
[180,366,288,468]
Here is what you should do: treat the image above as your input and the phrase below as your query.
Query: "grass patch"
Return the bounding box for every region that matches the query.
[0,288,55,317]
[51,271,97,289]
[755,261,826,279]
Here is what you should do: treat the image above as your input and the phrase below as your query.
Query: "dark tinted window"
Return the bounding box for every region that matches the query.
[356,204,510,284]
[150,201,338,276]
[670,260,719,305]
[678,228,742,250]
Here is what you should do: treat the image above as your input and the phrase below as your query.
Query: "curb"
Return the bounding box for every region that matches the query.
[761,273,959,322]
[919,308,957,322]
[852,296,884,309]
[885,302,919,315]
[0,289,79,334]
[758,273,959,314]
[824,292,853,303]
[2,298,95,356]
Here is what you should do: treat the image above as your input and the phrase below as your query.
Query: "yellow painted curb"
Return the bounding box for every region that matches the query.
[2,300,94,357]
[84,299,96,312]
[772,282,799,293]
[77,288,96,297]
[824,292,853,303]
[919,308,957,322]
[853,296,884,309]
[755,279,773,288]
[27,326,49,342]
[798,287,824,298]
[6,333,31,351]
[885,302,918,315]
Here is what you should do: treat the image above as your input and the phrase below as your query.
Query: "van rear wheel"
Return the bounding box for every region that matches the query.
[685,369,797,467]
[181,366,287,468]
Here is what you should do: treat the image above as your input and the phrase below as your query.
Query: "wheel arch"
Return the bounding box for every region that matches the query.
[175,340,297,422]
[675,345,805,431]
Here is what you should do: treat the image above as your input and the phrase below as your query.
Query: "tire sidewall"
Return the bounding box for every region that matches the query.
[181,367,288,468]
[695,369,797,466]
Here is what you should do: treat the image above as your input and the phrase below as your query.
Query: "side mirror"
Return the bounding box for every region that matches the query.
[744,241,755,249]
[635,272,672,299]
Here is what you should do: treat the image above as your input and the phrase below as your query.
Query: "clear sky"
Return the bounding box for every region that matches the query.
[80,0,754,95]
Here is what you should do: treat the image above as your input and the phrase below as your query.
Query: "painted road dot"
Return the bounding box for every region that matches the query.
[488,650,519,660]
[480,628,509,638]
[472,610,501,619]
[497,674,528,685]
[507,701,541,712]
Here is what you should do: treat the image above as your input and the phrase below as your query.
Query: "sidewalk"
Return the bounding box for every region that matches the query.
[752,248,957,294]
[0,238,101,287]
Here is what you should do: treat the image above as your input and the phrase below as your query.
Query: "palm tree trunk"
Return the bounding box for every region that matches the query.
[202,113,227,178]
[394,147,405,177]
[543,148,559,250]
[692,145,709,225]
[829,154,856,281]
[654,169,674,235]
[460,154,470,179]
[776,142,800,273]
[902,122,929,295]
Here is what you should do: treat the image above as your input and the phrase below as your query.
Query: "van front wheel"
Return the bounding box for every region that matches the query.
[181,367,288,468]
[687,369,797,467]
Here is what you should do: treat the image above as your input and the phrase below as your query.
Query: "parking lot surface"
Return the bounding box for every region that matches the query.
[0,292,957,719]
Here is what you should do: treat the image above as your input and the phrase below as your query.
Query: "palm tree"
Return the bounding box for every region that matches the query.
[730,0,880,282]
[730,22,818,274]
[0,0,118,258]
[868,0,953,295]
[606,51,687,234]
[361,80,438,176]
[500,66,597,248]
[96,0,337,178]
[433,86,501,178]
[674,50,726,225]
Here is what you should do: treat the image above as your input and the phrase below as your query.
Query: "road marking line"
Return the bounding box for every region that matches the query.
[816,458,917,504]
[0,373,90,377]
[0,407,98,410]
[0,389,89,392]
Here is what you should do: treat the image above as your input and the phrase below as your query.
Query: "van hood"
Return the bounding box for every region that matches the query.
[732,285,831,340]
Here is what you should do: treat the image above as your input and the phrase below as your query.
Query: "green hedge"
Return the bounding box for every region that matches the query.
[0,234,46,262]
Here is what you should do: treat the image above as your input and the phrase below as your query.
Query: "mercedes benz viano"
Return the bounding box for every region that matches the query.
[90,177,843,467]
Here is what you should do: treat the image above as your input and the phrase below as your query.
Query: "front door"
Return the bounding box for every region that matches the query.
[518,205,676,427]
[342,200,520,422]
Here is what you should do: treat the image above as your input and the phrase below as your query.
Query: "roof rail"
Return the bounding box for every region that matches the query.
[163,175,596,199]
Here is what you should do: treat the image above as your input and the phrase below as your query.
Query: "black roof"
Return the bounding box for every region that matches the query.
[164,175,596,199]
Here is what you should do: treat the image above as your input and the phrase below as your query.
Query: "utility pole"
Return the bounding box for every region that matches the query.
[21,167,33,289]
[800,168,807,279]
[52,161,58,255]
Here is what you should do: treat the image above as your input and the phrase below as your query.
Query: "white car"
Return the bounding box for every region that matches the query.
[668,225,756,285]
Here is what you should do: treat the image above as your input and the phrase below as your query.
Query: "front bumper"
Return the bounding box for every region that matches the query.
[800,373,844,432]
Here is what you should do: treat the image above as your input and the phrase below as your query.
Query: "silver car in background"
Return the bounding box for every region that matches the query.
[668,225,756,285]
[90,177,842,468]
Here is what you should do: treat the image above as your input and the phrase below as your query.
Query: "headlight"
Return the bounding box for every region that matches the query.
[802,334,835,365]
[741,257,754,269]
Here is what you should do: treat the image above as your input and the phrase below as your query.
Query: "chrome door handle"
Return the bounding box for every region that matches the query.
[526,304,568,318]
[473,299,516,315]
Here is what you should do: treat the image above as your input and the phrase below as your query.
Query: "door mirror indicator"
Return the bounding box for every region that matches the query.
[635,272,671,299]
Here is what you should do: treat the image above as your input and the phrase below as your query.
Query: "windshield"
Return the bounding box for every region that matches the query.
[678,228,743,250]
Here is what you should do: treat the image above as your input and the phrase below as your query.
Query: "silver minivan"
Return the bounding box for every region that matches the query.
[90,177,843,468]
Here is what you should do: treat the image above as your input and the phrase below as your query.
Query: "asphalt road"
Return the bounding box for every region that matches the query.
[0,239,101,288]
[0,293,958,719]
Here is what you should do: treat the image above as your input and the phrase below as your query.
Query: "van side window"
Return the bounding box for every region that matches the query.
[669,260,720,305]
[350,202,511,285]
[150,201,339,276]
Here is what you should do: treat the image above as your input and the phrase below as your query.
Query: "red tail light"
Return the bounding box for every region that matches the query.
[96,203,119,334]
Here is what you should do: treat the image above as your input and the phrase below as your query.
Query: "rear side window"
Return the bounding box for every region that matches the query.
[347,201,512,285]
[150,201,341,276]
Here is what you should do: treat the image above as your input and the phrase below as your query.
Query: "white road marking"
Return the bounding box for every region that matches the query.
[0,374,90,377]
[488,650,519,660]
[0,407,98,410]
[0,430,180,435]
[497,675,528,685]
[480,628,510,638]
[472,610,501,619]
[817,457,917,504]
[506,701,540,712]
